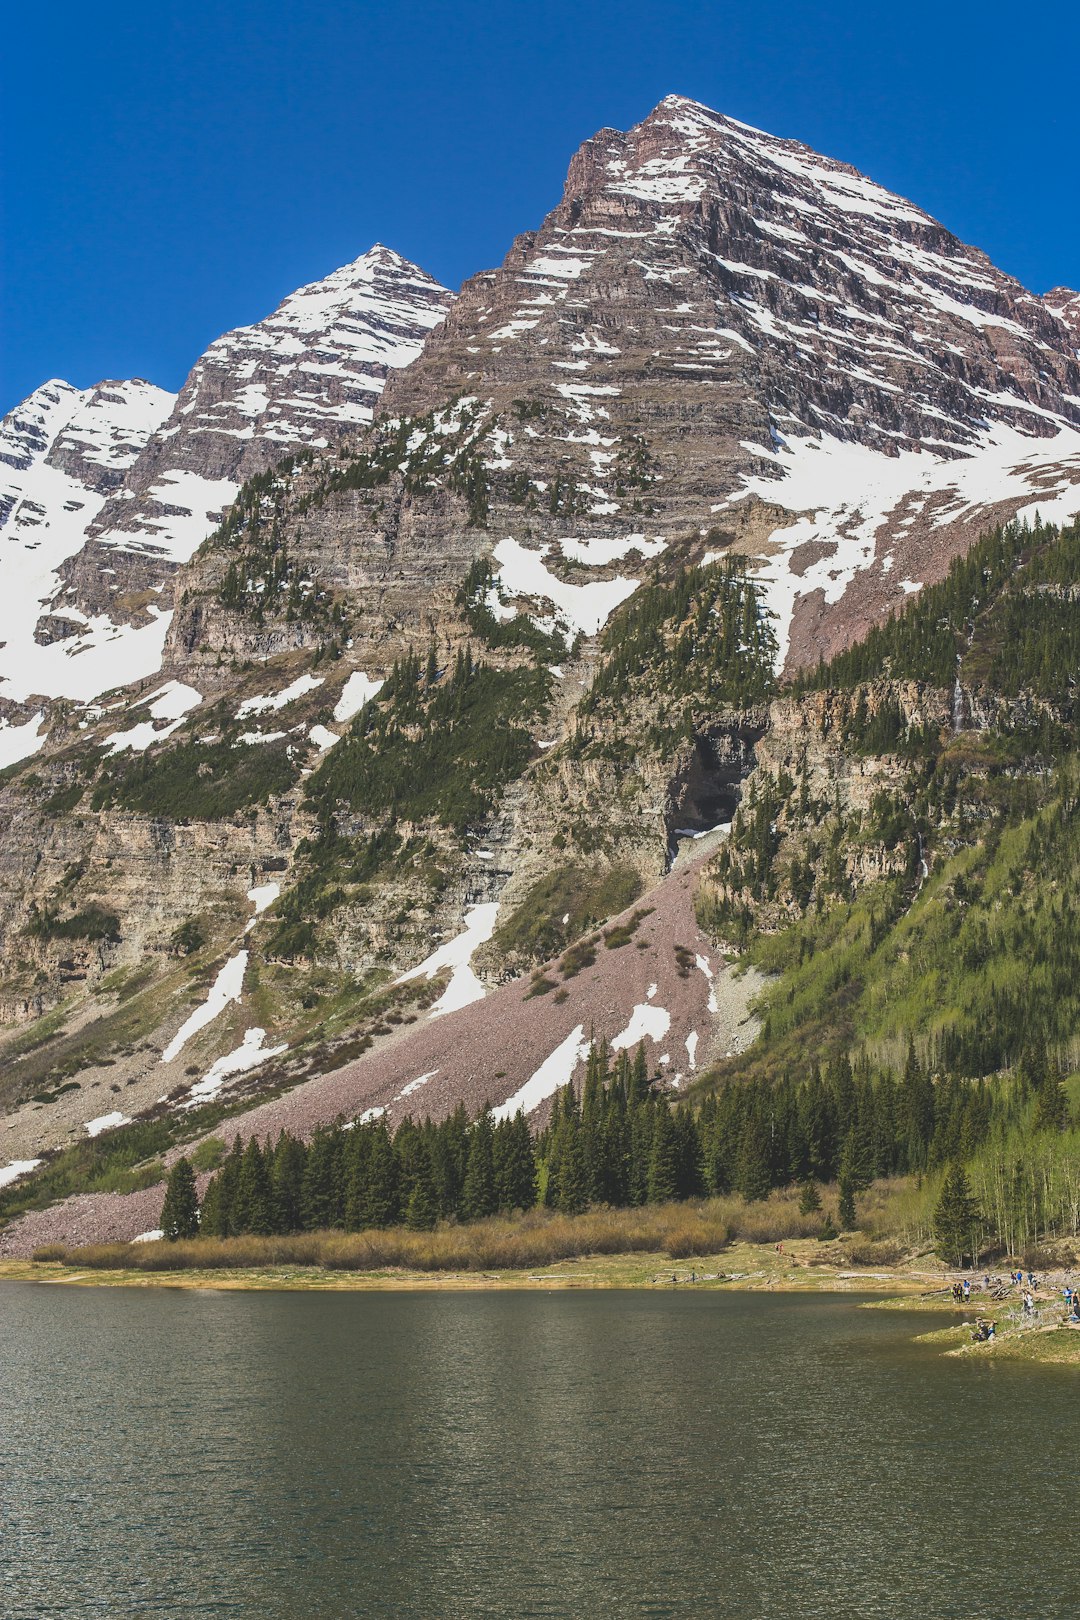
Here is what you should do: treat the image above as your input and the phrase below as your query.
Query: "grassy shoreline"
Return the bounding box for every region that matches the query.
[6,1236,1077,1365]
[0,1237,929,1294]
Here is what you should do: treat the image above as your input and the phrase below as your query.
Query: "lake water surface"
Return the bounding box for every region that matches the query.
[0,1285,1075,1618]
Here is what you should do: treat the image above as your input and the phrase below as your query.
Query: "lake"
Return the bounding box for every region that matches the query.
[1,1286,1076,1617]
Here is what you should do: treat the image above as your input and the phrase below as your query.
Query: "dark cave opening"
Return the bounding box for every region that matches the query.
[667,730,761,844]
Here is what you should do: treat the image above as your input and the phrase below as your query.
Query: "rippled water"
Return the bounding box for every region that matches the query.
[1,1285,1076,1618]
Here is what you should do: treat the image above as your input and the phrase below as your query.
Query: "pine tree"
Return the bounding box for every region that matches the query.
[735,1113,772,1202]
[838,1173,857,1231]
[271,1132,307,1233]
[493,1113,537,1212]
[462,1109,497,1220]
[235,1138,274,1234]
[550,1112,589,1215]
[933,1163,982,1266]
[674,1106,705,1198]
[160,1157,199,1240]
[302,1128,342,1230]
[197,1172,226,1237]
[798,1177,822,1216]
[363,1124,401,1228]
[404,1148,438,1231]
[647,1106,680,1204]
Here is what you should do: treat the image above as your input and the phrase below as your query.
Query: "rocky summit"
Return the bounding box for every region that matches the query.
[0,246,451,709]
[0,95,1078,1247]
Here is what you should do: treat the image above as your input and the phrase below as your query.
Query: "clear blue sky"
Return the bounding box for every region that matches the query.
[4,0,1078,415]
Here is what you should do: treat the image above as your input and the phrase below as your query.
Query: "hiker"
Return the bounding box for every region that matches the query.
[963,1279,971,1301]
[1022,1291,1034,1317]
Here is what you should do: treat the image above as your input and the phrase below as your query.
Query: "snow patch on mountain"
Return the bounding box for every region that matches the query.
[161,951,247,1063]
[0,712,47,769]
[396,903,499,1018]
[183,1027,288,1107]
[0,379,175,709]
[493,537,641,636]
[492,1025,591,1121]
[717,422,1080,665]
[334,671,384,723]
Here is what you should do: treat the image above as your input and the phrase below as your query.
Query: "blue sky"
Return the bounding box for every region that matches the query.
[4,0,1078,414]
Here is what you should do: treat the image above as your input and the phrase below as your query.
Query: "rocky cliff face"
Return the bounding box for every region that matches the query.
[1045,286,1080,353]
[86,245,452,569]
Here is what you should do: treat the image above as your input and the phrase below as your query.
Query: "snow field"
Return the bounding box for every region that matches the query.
[395,904,500,1018]
[161,951,248,1063]
[183,1028,288,1108]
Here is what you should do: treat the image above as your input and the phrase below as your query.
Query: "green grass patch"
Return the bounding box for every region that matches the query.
[491,862,643,965]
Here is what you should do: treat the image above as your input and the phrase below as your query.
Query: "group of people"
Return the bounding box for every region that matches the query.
[950,1269,1080,1335]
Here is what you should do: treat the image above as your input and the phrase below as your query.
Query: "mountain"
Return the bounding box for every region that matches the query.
[0,378,176,721]
[383,94,1080,668]
[0,96,1078,1247]
[0,247,451,712]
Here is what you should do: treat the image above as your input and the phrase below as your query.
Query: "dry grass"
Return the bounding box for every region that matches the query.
[38,1205,729,1273]
[33,1184,923,1276]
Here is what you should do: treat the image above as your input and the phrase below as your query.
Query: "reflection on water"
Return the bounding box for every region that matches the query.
[1,1286,1076,1618]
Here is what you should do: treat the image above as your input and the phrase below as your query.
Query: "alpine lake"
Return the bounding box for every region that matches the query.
[1,1285,1076,1618]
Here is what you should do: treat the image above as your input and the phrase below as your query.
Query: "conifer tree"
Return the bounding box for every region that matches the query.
[404,1148,438,1231]
[462,1108,498,1220]
[647,1105,680,1204]
[672,1105,704,1198]
[735,1113,771,1202]
[271,1132,307,1232]
[235,1138,274,1235]
[493,1113,538,1212]
[197,1172,226,1237]
[160,1157,199,1240]
[933,1163,982,1266]
[363,1124,401,1228]
[798,1177,822,1216]
[550,1109,590,1215]
[838,1173,857,1231]
[302,1129,341,1230]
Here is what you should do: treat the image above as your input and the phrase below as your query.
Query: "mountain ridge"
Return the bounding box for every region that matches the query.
[0,96,1078,1224]
[0,247,451,713]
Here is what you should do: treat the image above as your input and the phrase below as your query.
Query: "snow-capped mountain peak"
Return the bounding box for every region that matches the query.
[0,247,451,725]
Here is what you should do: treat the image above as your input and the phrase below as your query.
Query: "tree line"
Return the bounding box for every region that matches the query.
[160,1038,1076,1245]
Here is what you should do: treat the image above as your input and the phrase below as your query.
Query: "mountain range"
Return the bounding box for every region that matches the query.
[0,95,1077,1247]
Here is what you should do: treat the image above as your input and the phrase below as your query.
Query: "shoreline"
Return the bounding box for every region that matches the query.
[3,1238,1077,1366]
[0,1237,937,1294]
